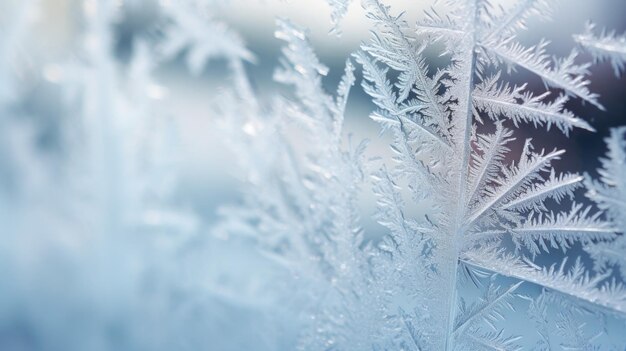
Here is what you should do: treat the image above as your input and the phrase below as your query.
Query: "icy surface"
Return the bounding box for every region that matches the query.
[0,0,625,350]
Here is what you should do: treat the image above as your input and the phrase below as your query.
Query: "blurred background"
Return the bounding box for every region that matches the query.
[0,0,625,350]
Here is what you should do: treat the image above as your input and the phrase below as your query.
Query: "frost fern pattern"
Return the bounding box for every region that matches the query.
[1,0,626,350]
[355,0,626,349]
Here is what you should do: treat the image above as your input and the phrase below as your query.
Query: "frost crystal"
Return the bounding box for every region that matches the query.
[1,0,625,350]
[575,22,626,77]
[355,0,626,348]
[326,0,353,35]
[585,128,626,281]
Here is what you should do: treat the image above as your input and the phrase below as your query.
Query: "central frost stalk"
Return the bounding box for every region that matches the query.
[444,2,480,349]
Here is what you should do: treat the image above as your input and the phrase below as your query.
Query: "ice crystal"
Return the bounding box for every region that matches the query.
[585,128,626,281]
[1,0,626,350]
[355,0,626,348]
[326,0,353,35]
[575,22,626,77]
